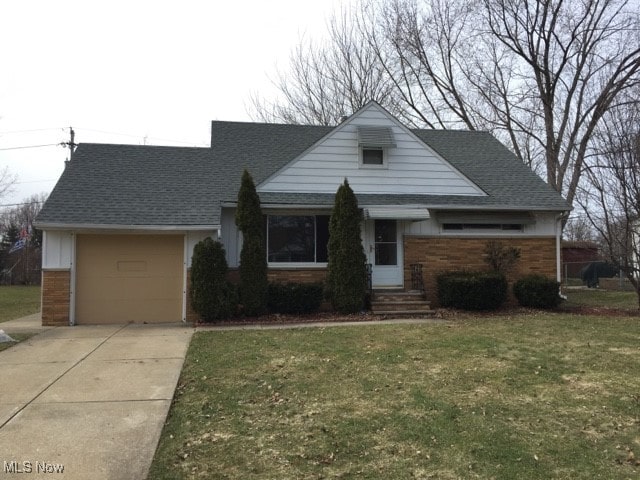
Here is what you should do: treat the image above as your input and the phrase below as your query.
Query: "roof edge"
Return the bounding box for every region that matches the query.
[35,222,221,231]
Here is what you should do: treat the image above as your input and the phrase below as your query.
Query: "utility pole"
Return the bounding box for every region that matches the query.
[61,127,77,168]
[61,126,77,161]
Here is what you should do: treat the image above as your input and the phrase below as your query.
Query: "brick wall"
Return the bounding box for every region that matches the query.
[41,270,71,326]
[227,268,327,285]
[404,236,557,306]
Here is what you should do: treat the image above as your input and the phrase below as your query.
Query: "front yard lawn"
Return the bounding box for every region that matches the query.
[149,314,640,479]
[0,286,41,323]
[563,288,639,311]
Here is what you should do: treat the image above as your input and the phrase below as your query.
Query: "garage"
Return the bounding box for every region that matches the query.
[75,234,184,324]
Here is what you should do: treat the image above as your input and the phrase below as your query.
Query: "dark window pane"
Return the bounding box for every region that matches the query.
[374,220,397,265]
[362,148,384,165]
[375,219,396,242]
[268,215,314,262]
[375,243,397,265]
[316,215,330,262]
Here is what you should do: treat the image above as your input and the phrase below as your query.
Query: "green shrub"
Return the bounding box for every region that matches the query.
[437,271,508,311]
[513,274,561,309]
[190,238,237,322]
[327,179,367,313]
[267,282,324,314]
[235,169,268,316]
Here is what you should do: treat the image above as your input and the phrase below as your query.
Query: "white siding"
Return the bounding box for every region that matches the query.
[42,231,73,269]
[186,230,218,267]
[258,103,485,196]
[405,212,558,237]
[221,208,241,267]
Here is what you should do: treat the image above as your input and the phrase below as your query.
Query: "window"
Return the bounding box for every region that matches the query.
[442,223,524,232]
[362,148,384,165]
[357,126,395,168]
[267,215,330,263]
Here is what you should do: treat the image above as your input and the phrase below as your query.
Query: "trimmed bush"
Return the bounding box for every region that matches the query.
[267,282,324,314]
[513,274,561,309]
[437,271,508,311]
[235,169,268,316]
[326,179,367,313]
[190,238,237,322]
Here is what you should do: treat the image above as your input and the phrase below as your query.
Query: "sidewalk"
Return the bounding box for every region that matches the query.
[0,316,193,480]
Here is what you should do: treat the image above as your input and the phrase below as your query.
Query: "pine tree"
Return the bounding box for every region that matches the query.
[190,238,236,321]
[327,179,367,313]
[235,169,268,316]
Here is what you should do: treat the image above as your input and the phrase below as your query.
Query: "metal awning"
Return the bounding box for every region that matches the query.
[364,207,430,220]
[357,126,396,148]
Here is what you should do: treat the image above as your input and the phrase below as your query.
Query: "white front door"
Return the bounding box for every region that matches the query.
[364,219,403,288]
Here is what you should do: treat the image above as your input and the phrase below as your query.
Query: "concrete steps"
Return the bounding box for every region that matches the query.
[371,290,434,317]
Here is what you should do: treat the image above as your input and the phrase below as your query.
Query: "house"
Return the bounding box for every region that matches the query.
[561,240,600,279]
[35,102,570,325]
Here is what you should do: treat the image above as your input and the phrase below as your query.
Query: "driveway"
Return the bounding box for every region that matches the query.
[0,318,193,479]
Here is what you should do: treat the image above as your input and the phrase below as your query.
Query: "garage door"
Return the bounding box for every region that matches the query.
[75,234,184,324]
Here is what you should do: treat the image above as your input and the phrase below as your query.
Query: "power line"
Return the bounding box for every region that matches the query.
[0,200,46,208]
[0,127,65,135]
[75,127,208,147]
[0,143,62,151]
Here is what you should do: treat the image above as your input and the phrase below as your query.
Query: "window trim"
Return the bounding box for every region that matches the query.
[441,223,525,232]
[265,214,330,267]
[359,146,388,169]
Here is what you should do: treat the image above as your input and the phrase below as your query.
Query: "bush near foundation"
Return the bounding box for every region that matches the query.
[513,274,561,309]
[190,238,237,322]
[437,271,508,311]
[267,282,324,314]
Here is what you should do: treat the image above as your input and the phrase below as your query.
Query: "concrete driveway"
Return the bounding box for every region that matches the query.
[0,318,193,480]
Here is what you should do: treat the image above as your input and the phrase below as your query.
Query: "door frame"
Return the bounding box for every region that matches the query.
[363,219,404,288]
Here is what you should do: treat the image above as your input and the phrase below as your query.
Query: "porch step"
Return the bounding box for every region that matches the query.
[371,290,434,317]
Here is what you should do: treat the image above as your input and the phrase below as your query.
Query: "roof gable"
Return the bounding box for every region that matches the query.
[257,102,485,196]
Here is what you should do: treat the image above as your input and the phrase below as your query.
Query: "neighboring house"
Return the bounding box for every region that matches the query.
[561,240,600,279]
[35,102,570,326]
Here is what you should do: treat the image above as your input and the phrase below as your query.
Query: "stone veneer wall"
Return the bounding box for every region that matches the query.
[41,270,71,326]
[404,236,557,306]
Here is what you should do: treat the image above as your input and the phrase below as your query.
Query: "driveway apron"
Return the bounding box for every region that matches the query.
[0,322,193,480]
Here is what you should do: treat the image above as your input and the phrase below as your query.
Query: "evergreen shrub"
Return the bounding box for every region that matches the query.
[267,282,324,314]
[437,271,508,311]
[326,179,367,313]
[513,274,561,309]
[190,238,236,322]
[235,169,268,316]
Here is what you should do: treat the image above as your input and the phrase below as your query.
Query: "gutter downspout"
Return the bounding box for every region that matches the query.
[69,232,77,326]
[556,212,569,300]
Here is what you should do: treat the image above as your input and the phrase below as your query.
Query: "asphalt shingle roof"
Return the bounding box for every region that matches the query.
[36,121,569,228]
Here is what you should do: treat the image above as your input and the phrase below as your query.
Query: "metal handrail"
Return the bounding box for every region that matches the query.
[410,263,425,292]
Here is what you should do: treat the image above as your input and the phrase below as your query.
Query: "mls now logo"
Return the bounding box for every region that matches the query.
[4,460,65,474]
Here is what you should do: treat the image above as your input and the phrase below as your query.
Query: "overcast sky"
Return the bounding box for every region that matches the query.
[0,0,345,208]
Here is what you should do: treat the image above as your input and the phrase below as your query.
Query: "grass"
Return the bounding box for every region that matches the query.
[149,314,640,479]
[563,288,639,311]
[0,285,41,323]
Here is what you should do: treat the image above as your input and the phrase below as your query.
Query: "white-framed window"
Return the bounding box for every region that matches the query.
[442,223,524,232]
[266,214,330,264]
[360,147,387,168]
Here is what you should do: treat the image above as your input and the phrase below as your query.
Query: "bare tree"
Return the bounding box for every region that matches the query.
[563,215,596,242]
[251,9,400,125]
[0,166,16,201]
[577,93,640,307]
[256,0,640,205]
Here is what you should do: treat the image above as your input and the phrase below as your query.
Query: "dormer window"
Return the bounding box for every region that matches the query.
[357,126,395,169]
